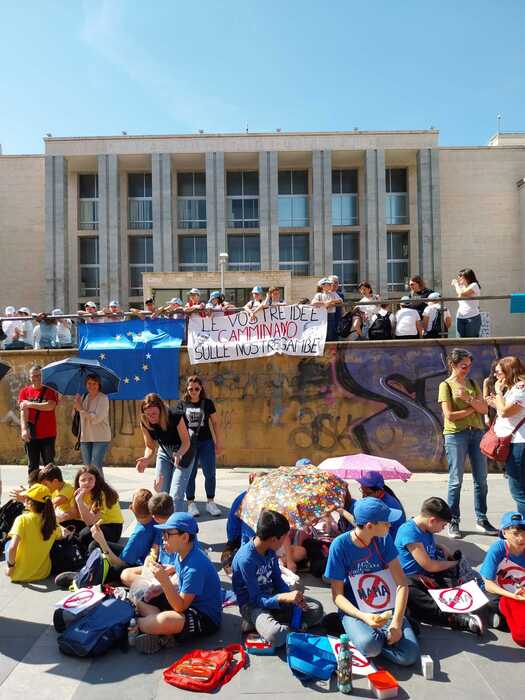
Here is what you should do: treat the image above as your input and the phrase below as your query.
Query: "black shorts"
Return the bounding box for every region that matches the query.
[148,594,219,640]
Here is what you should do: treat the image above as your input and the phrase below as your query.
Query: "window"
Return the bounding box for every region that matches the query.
[78,174,98,230]
[226,171,259,228]
[278,170,309,227]
[332,169,358,226]
[129,236,153,296]
[179,236,208,271]
[227,234,260,271]
[79,237,99,297]
[385,168,408,225]
[177,172,206,229]
[387,231,409,292]
[128,173,152,229]
[279,233,310,276]
[333,232,359,294]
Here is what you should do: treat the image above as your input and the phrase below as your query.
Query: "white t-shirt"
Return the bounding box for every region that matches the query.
[357,294,381,321]
[2,319,20,343]
[457,283,481,319]
[494,383,525,443]
[394,307,420,336]
[423,305,452,332]
[312,291,339,314]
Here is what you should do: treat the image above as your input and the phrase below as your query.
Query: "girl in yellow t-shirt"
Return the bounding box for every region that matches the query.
[74,466,123,554]
[6,483,61,582]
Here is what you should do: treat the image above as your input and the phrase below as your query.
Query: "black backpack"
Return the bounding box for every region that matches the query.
[424,308,444,338]
[368,313,392,340]
[0,500,24,547]
[50,535,85,575]
[337,311,354,339]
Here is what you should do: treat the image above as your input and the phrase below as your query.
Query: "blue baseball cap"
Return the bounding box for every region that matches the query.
[354,497,402,526]
[209,291,221,300]
[500,511,525,531]
[251,286,264,295]
[295,457,313,466]
[357,472,385,489]
[154,512,199,535]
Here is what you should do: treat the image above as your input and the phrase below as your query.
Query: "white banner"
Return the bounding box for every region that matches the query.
[55,585,105,615]
[188,305,327,364]
[427,579,489,614]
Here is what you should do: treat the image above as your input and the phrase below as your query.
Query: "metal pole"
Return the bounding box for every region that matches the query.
[220,259,225,295]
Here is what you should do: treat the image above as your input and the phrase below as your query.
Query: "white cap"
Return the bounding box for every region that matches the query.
[18,307,31,314]
[109,300,120,307]
[427,292,441,300]
[5,306,15,314]
[85,301,97,309]
[188,288,201,295]
[51,308,63,316]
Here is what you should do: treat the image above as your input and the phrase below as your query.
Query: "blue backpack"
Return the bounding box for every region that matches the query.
[286,633,337,681]
[74,548,110,589]
[57,597,134,657]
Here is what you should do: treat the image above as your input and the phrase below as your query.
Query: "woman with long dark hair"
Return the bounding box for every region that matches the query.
[5,483,61,582]
[451,268,482,338]
[74,465,123,552]
[438,348,497,539]
[177,375,223,517]
[487,357,525,515]
[136,393,191,512]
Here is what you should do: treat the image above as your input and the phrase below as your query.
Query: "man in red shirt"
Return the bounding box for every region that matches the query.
[18,365,59,474]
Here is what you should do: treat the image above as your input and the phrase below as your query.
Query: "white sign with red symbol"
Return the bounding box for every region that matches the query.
[496,561,525,593]
[428,580,488,614]
[55,585,105,615]
[327,636,376,676]
[349,568,396,613]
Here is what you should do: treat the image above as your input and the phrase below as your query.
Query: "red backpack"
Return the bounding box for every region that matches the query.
[163,644,247,692]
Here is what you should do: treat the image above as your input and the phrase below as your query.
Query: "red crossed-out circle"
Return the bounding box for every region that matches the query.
[357,573,391,610]
[496,566,525,592]
[333,643,369,668]
[438,587,474,612]
[63,589,95,609]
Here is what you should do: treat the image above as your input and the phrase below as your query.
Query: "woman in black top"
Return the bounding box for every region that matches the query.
[408,275,434,317]
[136,393,191,512]
[178,375,223,517]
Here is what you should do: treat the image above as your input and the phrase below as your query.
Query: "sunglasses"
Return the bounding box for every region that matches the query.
[162,529,182,538]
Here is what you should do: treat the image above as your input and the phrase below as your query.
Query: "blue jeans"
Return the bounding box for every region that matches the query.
[444,429,488,522]
[80,441,109,477]
[155,447,195,512]
[506,442,525,516]
[456,315,481,338]
[186,439,217,501]
[341,615,419,667]
[326,314,337,342]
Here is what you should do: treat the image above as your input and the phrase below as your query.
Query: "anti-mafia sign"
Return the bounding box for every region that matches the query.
[188,305,327,364]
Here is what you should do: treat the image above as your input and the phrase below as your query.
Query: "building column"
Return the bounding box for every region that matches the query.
[417,148,442,289]
[518,178,525,281]
[312,150,332,276]
[364,149,386,293]
[152,153,174,273]
[205,152,225,272]
[44,155,68,310]
[97,154,120,305]
[259,151,278,269]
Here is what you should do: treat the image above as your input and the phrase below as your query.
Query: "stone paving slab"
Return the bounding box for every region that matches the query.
[0,465,523,699]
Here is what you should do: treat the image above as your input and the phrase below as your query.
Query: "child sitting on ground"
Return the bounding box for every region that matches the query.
[74,466,124,555]
[357,472,406,540]
[480,511,525,646]
[232,509,324,648]
[134,512,222,654]
[5,484,62,582]
[395,497,485,635]
[38,464,81,531]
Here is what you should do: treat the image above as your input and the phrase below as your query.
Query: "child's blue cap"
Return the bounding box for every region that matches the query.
[154,512,199,535]
[354,497,402,526]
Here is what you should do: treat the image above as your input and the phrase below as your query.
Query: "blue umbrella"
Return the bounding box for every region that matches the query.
[0,362,10,382]
[41,357,120,396]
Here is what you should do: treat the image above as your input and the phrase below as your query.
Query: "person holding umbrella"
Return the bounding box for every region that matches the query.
[136,393,192,512]
[73,373,111,478]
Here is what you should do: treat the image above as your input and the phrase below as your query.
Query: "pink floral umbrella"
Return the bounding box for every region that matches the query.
[318,454,412,482]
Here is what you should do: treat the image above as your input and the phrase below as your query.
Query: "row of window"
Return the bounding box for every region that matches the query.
[78,168,409,231]
[78,231,409,298]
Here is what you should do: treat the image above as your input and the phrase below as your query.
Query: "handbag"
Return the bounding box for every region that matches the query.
[286,633,337,681]
[27,386,47,439]
[480,416,525,463]
[163,644,247,692]
[71,393,87,450]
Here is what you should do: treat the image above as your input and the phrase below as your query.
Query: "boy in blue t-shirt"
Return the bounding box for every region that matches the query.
[395,497,485,635]
[232,509,323,647]
[357,472,406,541]
[325,497,419,667]
[135,512,222,654]
[480,511,525,646]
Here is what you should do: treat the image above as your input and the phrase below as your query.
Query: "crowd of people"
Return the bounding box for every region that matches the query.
[0,266,485,348]
[2,352,525,666]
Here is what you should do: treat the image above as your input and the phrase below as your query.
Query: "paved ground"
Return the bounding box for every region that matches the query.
[0,464,523,699]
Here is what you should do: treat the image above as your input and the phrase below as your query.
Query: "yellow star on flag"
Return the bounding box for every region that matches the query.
[133,375,141,382]
[123,377,130,384]
[142,364,149,371]
[99,353,106,360]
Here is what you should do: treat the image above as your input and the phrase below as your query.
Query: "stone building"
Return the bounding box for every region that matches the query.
[0,129,524,333]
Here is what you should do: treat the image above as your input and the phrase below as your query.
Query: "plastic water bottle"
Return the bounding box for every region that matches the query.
[290,605,303,630]
[337,634,353,694]
[128,618,138,647]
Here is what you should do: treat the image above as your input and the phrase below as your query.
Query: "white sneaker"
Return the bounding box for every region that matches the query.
[188,501,200,517]
[206,501,221,516]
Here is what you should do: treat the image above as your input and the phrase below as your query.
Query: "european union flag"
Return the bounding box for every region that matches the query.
[78,319,185,400]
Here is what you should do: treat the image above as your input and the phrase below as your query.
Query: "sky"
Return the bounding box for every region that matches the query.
[1,0,524,154]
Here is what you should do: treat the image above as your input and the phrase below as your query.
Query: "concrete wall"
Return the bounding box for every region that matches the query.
[2,339,525,470]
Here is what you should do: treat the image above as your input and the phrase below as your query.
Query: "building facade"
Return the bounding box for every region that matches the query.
[1,129,524,334]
